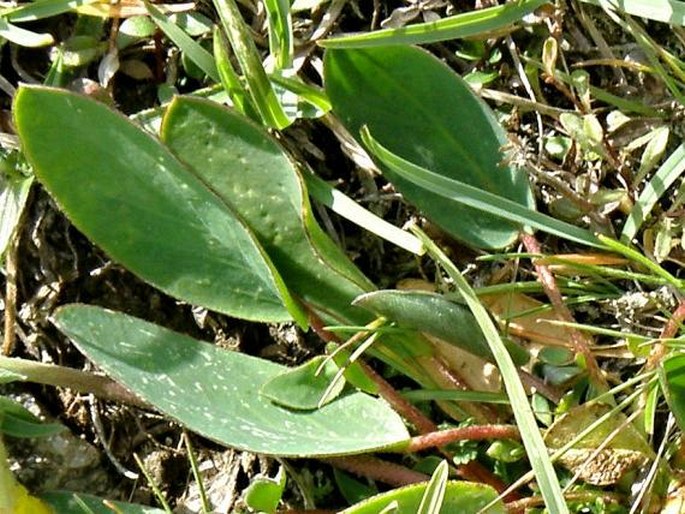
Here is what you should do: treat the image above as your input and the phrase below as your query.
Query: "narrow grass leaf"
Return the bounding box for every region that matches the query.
[304,173,423,255]
[597,235,684,290]
[213,0,291,128]
[580,0,685,25]
[362,128,603,249]
[145,0,219,82]
[411,225,569,514]
[54,304,410,456]
[319,0,548,48]
[263,0,293,69]
[15,86,301,323]
[621,143,685,243]
[417,461,448,514]
[0,169,31,257]
[212,26,261,121]
[0,19,53,47]
[2,0,98,22]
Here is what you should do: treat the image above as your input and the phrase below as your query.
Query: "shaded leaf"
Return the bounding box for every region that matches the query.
[42,491,166,513]
[324,45,534,249]
[14,86,302,325]
[0,397,65,438]
[54,304,410,456]
[260,355,345,410]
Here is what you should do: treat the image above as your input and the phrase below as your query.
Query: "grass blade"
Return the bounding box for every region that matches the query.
[361,127,603,249]
[319,0,548,48]
[145,0,219,82]
[263,0,293,69]
[212,26,260,121]
[0,18,53,47]
[417,460,448,514]
[2,0,98,22]
[304,173,424,255]
[621,143,685,243]
[410,225,569,514]
[213,0,291,129]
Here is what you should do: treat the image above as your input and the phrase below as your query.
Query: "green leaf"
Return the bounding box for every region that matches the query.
[319,0,548,48]
[14,86,301,324]
[160,96,373,324]
[260,355,345,410]
[417,460,448,514]
[353,291,491,361]
[263,0,293,69]
[0,18,53,47]
[244,466,286,514]
[324,45,534,249]
[145,0,219,83]
[0,397,65,438]
[54,304,410,456]
[362,128,604,249]
[213,0,291,128]
[659,354,685,433]
[42,491,166,513]
[340,481,505,514]
[621,143,685,243]
[0,161,32,257]
[0,369,26,384]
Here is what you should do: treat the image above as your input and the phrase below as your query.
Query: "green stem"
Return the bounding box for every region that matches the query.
[0,356,148,408]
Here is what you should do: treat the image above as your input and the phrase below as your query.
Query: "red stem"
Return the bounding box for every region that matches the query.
[402,425,520,453]
[520,233,606,389]
[322,455,428,487]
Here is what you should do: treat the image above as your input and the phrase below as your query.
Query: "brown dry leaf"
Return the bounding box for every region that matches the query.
[481,292,573,350]
[75,1,194,18]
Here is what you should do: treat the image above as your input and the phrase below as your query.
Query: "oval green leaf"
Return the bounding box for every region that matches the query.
[54,304,410,456]
[14,86,302,324]
[324,46,534,249]
[160,96,373,323]
[340,481,505,514]
[260,355,345,410]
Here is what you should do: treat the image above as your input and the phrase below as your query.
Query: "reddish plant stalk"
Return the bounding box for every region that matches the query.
[307,310,518,498]
[322,455,429,487]
[647,299,685,370]
[402,425,520,453]
[519,233,606,389]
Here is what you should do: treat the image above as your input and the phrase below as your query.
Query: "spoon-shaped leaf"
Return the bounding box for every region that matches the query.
[160,96,373,323]
[14,86,303,325]
[54,304,410,456]
[324,45,534,249]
